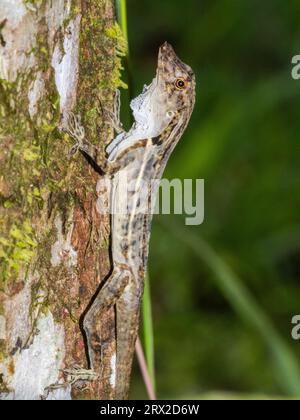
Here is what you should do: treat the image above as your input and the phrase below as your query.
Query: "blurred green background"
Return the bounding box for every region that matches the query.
[124,0,300,399]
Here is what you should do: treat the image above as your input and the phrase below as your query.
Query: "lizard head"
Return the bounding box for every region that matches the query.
[107,43,196,161]
[157,42,195,115]
[129,42,196,138]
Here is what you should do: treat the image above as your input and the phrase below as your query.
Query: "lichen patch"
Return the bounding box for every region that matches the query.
[50,215,77,268]
[51,14,81,123]
[109,352,116,388]
[28,71,46,118]
[9,312,66,400]
[0,0,37,81]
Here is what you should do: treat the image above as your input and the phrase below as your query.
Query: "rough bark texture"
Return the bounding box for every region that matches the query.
[0,0,125,400]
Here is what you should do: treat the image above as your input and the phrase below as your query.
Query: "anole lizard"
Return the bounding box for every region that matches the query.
[65,42,196,399]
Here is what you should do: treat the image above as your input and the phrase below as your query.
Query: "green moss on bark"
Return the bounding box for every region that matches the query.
[0,1,123,391]
[77,0,127,147]
[0,17,67,283]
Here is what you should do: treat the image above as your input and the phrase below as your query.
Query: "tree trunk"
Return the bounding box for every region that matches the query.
[0,0,124,400]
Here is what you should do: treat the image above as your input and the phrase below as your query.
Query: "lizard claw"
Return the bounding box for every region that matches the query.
[62,366,99,385]
[64,112,85,156]
[43,366,98,395]
[99,90,124,134]
[103,108,124,134]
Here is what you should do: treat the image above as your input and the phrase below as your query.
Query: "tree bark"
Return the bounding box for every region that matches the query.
[0,0,124,400]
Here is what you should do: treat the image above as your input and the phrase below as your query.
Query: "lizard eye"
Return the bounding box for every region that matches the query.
[174,78,186,90]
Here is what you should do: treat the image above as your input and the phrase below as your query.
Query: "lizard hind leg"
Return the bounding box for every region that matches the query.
[83,265,132,373]
[59,267,131,390]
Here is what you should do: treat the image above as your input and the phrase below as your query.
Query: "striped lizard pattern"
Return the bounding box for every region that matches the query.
[66,42,196,399]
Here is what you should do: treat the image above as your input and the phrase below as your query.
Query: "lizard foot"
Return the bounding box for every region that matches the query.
[102,90,124,134]
[103,108,124,134]
[64,112,85,157]
[43,366,99,396]
[63,366,99,385]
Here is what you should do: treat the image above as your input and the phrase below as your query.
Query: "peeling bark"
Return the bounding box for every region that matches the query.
[0,0,123,400]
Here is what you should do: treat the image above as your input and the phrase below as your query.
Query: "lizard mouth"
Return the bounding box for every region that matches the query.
[157,42,195,80]
[159,41,176,56]
[158,42,177,66]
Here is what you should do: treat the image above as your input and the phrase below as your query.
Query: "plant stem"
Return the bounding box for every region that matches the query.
[135,337,156,400]
[142,272,156,391]
[116,0,129,56]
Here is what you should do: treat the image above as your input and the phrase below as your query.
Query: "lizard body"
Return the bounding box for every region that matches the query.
[66,42,196,399]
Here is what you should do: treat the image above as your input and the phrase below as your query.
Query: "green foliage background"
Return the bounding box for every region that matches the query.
[126,0,300,399]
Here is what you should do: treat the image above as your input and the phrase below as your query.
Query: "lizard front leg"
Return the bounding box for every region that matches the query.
[103,89,124,134]
[64,112,120,175]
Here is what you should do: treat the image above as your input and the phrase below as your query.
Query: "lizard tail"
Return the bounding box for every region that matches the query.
[115,284,142,399]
